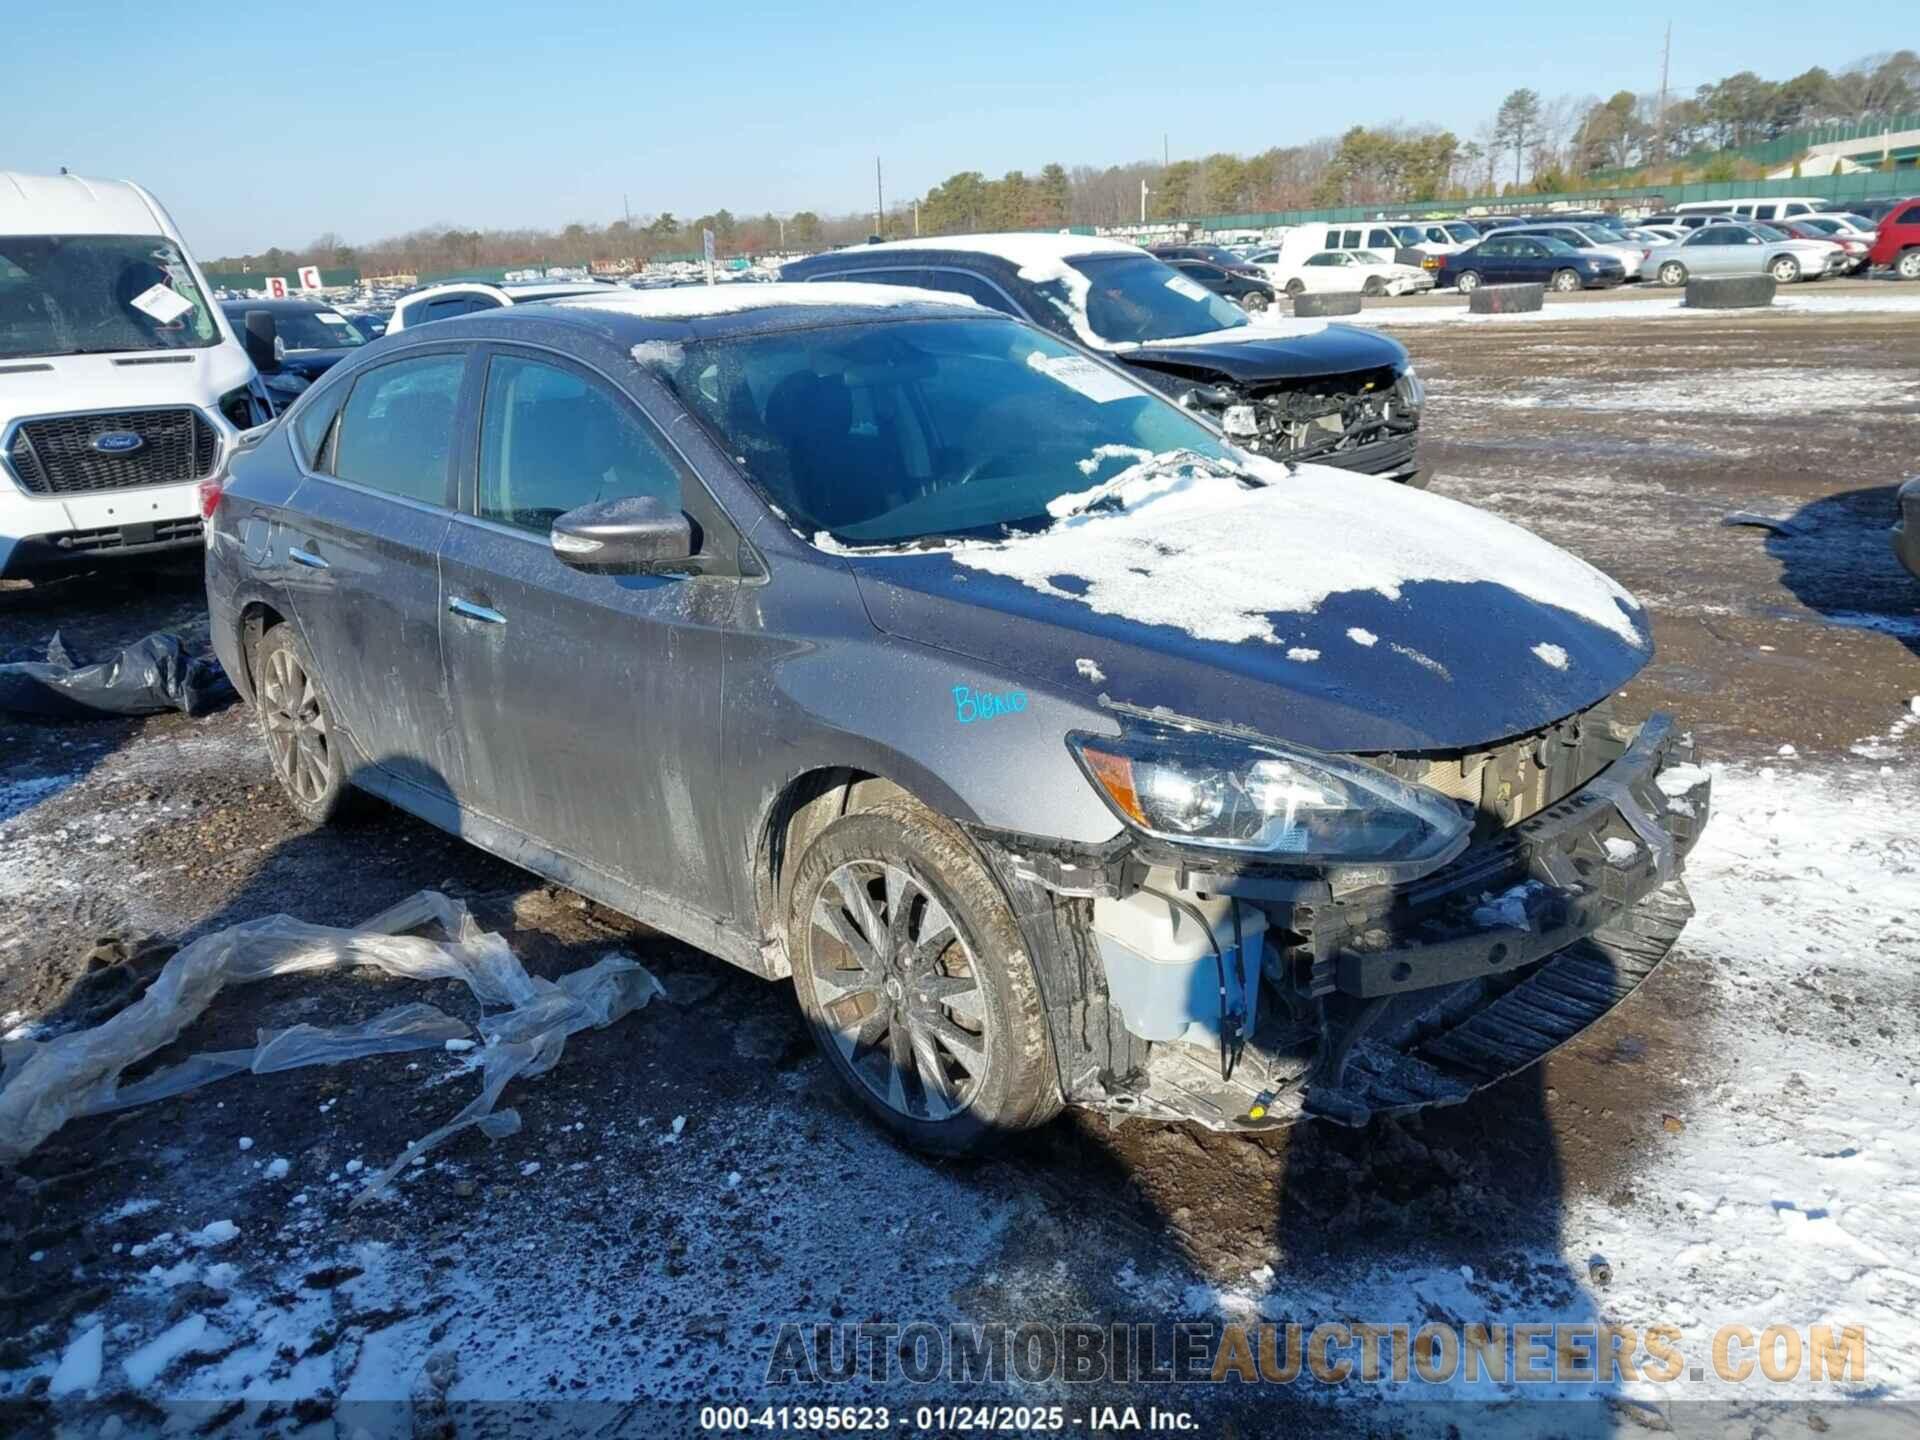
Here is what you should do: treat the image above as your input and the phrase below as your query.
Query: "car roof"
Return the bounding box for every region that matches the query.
[0,170,161,238]
[218,297,339,314]
[484,281,985,344]
[810,231,1141,269]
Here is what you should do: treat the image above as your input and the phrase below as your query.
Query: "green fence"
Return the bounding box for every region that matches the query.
[202,266,360,291]
[1185,168,1918,232]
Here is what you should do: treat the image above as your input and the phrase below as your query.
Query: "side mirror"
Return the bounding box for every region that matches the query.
[242,310,281,374]
[551,495,695,575]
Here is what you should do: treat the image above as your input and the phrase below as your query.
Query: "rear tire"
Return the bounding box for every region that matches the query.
[1658,261,1688,287]
[786,799,1061,1155]
[1769,255,1801,284]
[253,624,351,825]
[1240,290,1270,313]
[1897,249,1920,281]
[1454,271,1481,294]
[1284,279,1305,298]
[1550,268,1581,293]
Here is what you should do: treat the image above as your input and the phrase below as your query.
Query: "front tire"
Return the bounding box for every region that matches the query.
[787,800,1061,1154]
[254,624,350,824]
[1454,270,1481,294]
[1658,261,1688,287]
[1897,249,1920,281]
[1240,290,1270,313]
[1769,255,1801,284]
[1284,279,1305,298]
[1361,276,1385,297]
[1550,268,1581,293]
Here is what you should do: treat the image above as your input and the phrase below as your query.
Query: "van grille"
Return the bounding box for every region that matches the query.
[5,408,219,496]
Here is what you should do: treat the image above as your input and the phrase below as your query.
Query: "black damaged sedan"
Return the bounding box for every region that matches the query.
[784,234,1426,485]
[206,283,1708,1153]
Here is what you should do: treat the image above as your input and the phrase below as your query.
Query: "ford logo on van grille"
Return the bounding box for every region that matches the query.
[91,430,147,455]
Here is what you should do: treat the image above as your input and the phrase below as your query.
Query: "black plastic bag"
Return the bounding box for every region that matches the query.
[0,631,234,719]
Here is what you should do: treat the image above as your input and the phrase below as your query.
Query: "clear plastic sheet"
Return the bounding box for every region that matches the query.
[0,891,662,1201]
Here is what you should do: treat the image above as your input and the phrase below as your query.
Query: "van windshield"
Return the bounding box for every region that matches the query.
[0,234,220,360]
[654,315,1253,547]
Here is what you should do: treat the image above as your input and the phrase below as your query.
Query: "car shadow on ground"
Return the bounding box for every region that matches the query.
[1761,482,1920,659]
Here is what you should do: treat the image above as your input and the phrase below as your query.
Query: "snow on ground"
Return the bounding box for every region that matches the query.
[7,737,1912,1431]
[1450,366,1920,418]
[1301,290,1920,328]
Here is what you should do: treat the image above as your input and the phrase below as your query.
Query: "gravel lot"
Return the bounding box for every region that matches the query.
[2,307,1916,1437]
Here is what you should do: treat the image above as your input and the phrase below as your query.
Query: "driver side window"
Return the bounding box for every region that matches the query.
[476,355,680,534]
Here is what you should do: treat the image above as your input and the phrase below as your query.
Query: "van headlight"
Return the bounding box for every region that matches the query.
[1069,727,1471,873]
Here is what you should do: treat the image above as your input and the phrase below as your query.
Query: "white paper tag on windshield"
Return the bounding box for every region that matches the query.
[1027,351,1137,404]
[1164,275,1210,302]
[130,283,194,324]
[317,312,349,325]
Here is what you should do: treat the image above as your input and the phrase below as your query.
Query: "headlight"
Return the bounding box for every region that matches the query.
[1393,365,1424,413]
[1069,726,1472,874]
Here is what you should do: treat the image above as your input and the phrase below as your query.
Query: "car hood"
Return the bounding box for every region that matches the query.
[841,465,1651,754]
[279,349,356,380]
[1114,322,1407,383]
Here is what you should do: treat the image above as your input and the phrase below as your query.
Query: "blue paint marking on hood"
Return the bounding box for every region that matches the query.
[849,556,1649,754]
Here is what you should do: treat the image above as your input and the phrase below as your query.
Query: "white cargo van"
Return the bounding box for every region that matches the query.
[1,171,270,579]
[1673,196,1826,223]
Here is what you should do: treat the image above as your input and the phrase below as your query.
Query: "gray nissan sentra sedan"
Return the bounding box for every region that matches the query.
[205,283,1711,1153]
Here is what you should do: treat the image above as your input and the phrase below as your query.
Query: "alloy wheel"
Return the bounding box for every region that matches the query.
[1771,258,1799,283]
[260,646,332,806]
[1898,251,1920,280]
[1659,262,1686,287]
[1457,272,1480,293]
[808,860,989,1122]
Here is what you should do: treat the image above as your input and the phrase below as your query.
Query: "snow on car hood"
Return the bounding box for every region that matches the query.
[839,463,1650,752]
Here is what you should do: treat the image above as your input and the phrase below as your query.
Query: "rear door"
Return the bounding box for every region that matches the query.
[279,346,472,797]
[436,345,742,919]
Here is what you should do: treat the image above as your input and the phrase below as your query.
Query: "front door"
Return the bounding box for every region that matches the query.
[437,347,739,921]
[279,347,470,798]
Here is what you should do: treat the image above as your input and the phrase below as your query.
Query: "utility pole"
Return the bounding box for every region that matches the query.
[875,156,884,239]
[623,193,632,227]
[1140,179,1150,225]
[913,199,921,236]
[1163,133,1169,169]
[1653,21,1671,165]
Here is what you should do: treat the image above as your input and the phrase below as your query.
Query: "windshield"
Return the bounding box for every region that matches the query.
[240,308,367,350]
[654,315,1249,547]
[0,234,220,360]
[1045,253,1248,346]
[1749,223,1792,241]
[1535,237,1581,255]
[1349,253,1386,265]
[1390,226,1425,245]
[1443,223,1479,242]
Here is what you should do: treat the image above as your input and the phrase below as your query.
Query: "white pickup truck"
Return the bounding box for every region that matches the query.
[1,171,269,580]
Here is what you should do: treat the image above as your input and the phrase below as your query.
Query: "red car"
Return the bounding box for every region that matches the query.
[1781,221,1871,274]
[1866,197,1920,280]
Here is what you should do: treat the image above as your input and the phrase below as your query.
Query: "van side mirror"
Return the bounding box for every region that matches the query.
[242,310,281,374]
[551,495,695,575]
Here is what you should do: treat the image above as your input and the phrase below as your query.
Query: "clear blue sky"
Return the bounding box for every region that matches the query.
[6,1,1896,256]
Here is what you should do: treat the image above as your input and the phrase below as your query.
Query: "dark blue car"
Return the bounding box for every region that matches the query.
[1438,234,1627,294]
[204,285,1708,1153]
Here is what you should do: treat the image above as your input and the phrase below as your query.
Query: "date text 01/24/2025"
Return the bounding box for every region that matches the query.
[699,1403,1198,1431]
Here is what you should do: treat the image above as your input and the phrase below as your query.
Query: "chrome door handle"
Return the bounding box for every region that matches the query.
[287,545,329,570]
[448,596,507,625]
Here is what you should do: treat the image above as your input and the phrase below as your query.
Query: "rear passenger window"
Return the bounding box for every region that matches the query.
[292,382,346,468]
[476,355,680,534]
[331,353,465,505]
[916,270,1022,317]
[1897,205,1920,225]
[1367,229,1394,247]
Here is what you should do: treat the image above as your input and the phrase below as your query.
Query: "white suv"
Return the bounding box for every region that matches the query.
[386,280,612,334]
[2,171,268,580]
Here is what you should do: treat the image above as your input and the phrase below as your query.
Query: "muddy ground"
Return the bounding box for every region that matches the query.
[1,310,1916,1437]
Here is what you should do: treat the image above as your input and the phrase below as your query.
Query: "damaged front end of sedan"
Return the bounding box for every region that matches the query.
[1188,364,1424,477]
[964,696,1710,1134]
